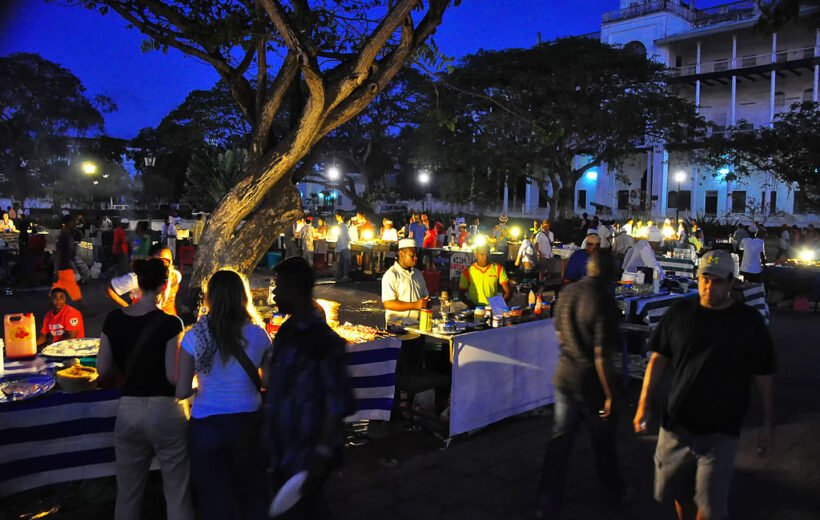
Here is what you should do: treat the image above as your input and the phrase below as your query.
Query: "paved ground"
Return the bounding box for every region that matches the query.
[1,275,819,519]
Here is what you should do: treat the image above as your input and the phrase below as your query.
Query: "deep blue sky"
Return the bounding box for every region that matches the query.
[1,0,618,139]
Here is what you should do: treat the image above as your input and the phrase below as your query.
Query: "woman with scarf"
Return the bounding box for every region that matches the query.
[176,270,272,520]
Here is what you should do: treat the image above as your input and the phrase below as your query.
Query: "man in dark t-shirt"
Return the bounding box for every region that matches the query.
[634,250,775,520]
[537,251,626,517]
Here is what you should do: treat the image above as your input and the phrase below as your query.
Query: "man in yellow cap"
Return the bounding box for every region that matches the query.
[458,244,511,306]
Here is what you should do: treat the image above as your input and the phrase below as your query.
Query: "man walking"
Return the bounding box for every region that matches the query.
[334,210,352,282]
[265,257,355,519]
[634,250,775,520]
[537,251,626,518]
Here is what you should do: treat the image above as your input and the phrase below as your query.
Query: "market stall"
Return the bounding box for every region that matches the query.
[405,311,558,436]
[0,326,406,498]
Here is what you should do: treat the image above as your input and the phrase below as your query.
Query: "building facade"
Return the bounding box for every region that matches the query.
[505,0,818,220]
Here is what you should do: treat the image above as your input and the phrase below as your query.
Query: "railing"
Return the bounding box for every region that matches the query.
[668,46,816,76]
[691,0,758,27]
[603,0,697,23]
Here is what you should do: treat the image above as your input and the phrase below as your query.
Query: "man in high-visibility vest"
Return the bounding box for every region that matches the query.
[458,244,511,306]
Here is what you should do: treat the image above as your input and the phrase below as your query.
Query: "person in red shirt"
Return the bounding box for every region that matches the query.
[37,287,85,348]
[113,219,130,275]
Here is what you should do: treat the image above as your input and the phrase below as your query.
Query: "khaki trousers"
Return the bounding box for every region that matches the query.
[114,396,193,520]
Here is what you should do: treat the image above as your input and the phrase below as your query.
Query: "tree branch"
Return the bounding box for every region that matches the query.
[253,51,299,157]
[319,16,416,137]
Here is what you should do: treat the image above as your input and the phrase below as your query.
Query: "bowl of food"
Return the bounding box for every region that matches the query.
[56,358,99,393]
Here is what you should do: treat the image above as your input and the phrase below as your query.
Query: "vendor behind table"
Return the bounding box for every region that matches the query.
[382,238,430,326]
[458,243,511,306]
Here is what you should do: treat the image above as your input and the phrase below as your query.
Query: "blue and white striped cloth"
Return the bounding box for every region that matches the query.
[0,336,403,498]
[737,283,770,326]
[0,389,122,498]
[344,336,402,422]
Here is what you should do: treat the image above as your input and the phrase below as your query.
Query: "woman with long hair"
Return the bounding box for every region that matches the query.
[97,258,193,520]
[176,270,272,520]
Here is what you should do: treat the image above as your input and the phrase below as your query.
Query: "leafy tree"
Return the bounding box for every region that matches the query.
[694,101,820,207]
[68,0,455,289]
[299,67,434,210]
[184,148,249,211]
[0,52,115,204]
[421,37,704,221]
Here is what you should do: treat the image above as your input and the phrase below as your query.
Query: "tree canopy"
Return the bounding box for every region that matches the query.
[67,0,455,287]
[416,37,705,220]
[695,101,820,207]
[0,52,115,203]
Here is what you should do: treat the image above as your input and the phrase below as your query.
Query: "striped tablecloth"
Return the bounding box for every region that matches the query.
[618,289,699,326]
[344,336,402,422]
[734,283,770,325]
[0,336,402,497]
[657,256,697,278]
[0,389,121,498]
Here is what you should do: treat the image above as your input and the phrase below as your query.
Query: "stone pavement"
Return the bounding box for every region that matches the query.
[325,309,820,520]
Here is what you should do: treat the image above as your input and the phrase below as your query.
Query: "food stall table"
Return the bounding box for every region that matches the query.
[407,319,559,436]
[0,388,124,498]
[657,256,697,278]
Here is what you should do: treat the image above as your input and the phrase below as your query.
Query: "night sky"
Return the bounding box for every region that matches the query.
[0,0,711,139]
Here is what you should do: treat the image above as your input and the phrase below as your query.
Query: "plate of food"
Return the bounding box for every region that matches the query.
[41,338,100,358]
[0,374,55,403]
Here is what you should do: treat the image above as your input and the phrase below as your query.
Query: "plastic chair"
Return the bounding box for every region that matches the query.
[178,245,196,275]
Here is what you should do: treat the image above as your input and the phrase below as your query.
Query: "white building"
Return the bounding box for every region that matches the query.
[506,0,819,220]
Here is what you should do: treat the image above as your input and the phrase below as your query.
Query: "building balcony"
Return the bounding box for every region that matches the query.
[603,0,697,24]
[668,46,819,84]
[690,0,758,28]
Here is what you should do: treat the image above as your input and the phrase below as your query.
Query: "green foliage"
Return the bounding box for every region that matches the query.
[694,102,820,205]
[0,53,115,202]
[414,37,705,219]
[183,148,249,210]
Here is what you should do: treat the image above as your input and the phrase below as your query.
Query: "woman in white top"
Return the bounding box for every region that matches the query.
[176,270,272,520]
[739,231,766,283]
[161,216,177,259]
[515,237,537,274]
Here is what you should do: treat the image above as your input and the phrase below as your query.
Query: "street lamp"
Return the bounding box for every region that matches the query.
[327,165,340,181]
[82,161,97,175]
[674,171,687,225]
[418,170,431,185]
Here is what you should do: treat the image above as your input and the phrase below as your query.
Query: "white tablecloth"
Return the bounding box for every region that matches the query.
[450,319,559,436]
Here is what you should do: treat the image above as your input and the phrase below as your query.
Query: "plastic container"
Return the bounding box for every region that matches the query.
[266,252,283,269]
[4,313,37,359]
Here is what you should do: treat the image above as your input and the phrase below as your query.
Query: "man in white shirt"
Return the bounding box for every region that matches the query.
[106,243,181,315]
[739,231,766,283]
[534,220,554,279]
[334,211,352,282]
[613,229,635,256]
[777,225,790,259]
[622,239,663,280]
[381,239,429,326]
[597,220,612,249]
[646,220,663,245]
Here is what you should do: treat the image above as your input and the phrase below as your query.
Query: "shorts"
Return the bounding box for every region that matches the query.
[654,426,738,520]
[53,269,82,301]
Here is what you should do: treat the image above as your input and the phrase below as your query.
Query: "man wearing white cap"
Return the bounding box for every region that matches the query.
[381,238,429,326]
[634,250,775,520]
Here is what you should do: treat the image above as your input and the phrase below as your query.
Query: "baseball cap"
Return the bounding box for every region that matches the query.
[398,238,416,250]
[697,250,735,279]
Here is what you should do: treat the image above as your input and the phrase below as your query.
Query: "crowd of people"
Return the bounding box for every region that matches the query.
[92,256,351,520]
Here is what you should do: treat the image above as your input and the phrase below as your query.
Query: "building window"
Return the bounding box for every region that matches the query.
[803,88,815,102]
[668,190,678,209]
[577,190,587,209]
[705,191,718,215]
[617,190,630,210]
[770,191,777,214]
[795,189,807,214]
[774,91,785,107]
[731,191,747,213]
[714,59,729,72]
[742,55,757,67]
